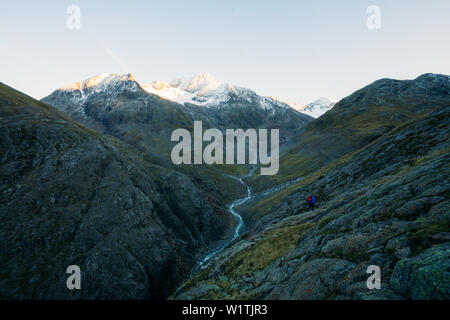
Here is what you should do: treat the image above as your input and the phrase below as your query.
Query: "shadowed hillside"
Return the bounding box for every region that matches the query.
[0,83,232,299]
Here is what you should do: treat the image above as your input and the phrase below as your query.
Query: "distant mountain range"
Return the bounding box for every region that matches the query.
[143,72,337,118]
[53,72,335,118]
[42,73,313,145]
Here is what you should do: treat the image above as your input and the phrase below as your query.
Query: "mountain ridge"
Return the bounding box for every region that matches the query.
[248,73,450,192]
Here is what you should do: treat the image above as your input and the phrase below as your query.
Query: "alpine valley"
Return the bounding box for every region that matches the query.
[1,72,449,299]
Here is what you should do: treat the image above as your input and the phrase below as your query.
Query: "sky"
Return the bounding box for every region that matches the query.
[1,0,449,103]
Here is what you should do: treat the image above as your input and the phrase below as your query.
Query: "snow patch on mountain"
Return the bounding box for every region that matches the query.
[142,73,236,106]
[141,73,294,112]
[54,73,140,119]
[170,73,223,94]
[142,81,191,104]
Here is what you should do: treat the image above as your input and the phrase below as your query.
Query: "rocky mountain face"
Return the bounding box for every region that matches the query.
[0,83,232,299]
[249,73,450,192]
[173,103,450,300]
[303,97,337,118]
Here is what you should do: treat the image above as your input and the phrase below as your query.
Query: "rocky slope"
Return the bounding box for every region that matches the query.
[173,105,450,300]
[0,83,232,299]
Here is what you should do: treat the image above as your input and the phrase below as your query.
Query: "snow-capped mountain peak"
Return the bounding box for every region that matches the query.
[142,73,234,106]
[169,72,223,94]
[267,96,306,111]
[308,97,338,108]
[142,80,187,102]
[54,72,334,116]
[59,73,137,91]
[271,96,337,118]
[267,96,337,118]
[53,73,140,119]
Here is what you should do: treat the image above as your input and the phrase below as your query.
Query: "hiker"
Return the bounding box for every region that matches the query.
[307,193,316,211]
[312,192,316,209]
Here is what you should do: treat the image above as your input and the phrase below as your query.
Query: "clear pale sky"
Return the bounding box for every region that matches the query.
[1,0,449,103]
